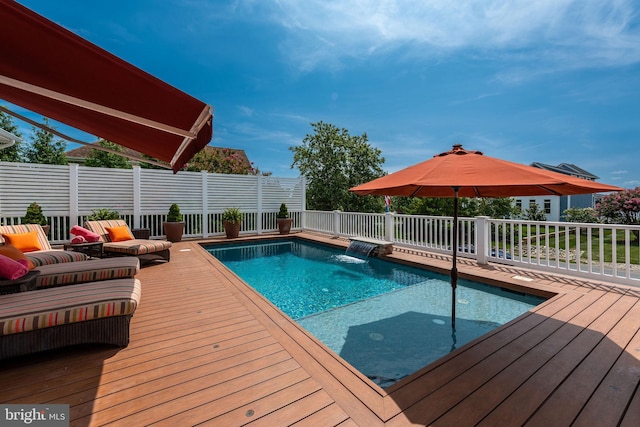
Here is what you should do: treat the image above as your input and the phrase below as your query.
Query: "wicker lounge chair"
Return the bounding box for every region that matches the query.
[0,278,141,360]
[83,220,171,263]
[0,224,88,267]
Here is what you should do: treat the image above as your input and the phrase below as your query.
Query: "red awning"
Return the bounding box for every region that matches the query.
[0,1,213,173]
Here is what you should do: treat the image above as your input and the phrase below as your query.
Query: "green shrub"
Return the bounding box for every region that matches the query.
[277,203,289,218]
[167,203,183,222]
[21,202,48,226]
[87,208,121,221]
[222,207,242,224]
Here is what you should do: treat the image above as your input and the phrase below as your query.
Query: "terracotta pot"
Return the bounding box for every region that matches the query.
[223,221,241,239]
[276,218,293,235]
[41,225,51,237]
[163,221,185,242]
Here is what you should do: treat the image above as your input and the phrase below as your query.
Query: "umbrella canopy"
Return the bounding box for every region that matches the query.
[350,144,623,198]
[350,144,623,328]
[0,1,213,173]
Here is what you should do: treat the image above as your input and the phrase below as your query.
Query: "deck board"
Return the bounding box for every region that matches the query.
[202,387,336,426]
[477,296,640,427]
[1,233,639,426]
[435,292,634,426]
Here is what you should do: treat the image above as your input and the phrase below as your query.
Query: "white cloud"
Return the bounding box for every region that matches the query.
[612,170,629,175]
[237,105,255,116]
[262,0,640,74]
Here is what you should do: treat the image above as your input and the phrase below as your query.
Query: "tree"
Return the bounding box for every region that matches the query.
[139,153,167,169]
[290,121,385,212]
[23,118,68,165]
[84,139,132,169]
[392,196,519,219]
[520,202,547,221]
[474,197,520,219]
[0,109,24,162]
[562,207,600,223]
[183,148,257,174]
[596,187,640,226]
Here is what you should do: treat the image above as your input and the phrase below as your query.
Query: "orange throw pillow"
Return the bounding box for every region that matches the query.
[0,244,35,269]
[1,231,42,253]
[105,225,134,242]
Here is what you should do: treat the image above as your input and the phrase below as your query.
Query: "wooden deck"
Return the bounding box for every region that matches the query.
[2,232,639,426]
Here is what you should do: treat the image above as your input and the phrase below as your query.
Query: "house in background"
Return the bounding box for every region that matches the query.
[513,163,601,222]
[66,143,252,171]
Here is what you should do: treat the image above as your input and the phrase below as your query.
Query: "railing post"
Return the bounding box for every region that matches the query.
[301,176,306,231]
[476,216,489,265]
[133,165,141,229]
[69,163,79,228]
[385,211,394,242]
[201,170,208,238]
[257,175,263,235]
[333,210,341,237]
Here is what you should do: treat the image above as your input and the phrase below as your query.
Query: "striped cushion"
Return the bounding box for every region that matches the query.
[0,278,141,336]
[35,257,139,289]
[0,224,52,251]
[103,240,172,256]
[83,220,130,243]
[26,250,88,267]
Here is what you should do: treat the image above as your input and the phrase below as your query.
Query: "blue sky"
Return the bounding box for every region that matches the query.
[9,0,640,187]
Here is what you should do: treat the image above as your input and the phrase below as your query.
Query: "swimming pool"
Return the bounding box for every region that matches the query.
[206,239,545,387]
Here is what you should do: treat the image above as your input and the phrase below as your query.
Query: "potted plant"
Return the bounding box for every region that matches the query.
[21,202,50,236]
[222,207,242,239]
[163,203,185,242]
[276,203,293,235]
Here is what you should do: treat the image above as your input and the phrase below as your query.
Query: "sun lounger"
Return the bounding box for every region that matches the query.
[83,220,171,263]
[0,224,88,267]
[0,278,141,360]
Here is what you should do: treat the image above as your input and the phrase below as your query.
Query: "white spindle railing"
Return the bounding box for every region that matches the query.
[304,210,639,286]
[484,219,640,284]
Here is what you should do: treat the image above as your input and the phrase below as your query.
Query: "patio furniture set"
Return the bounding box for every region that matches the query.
[0,220,172,360]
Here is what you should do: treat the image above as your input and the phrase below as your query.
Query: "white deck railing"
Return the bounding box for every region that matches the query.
[304,210,640,287]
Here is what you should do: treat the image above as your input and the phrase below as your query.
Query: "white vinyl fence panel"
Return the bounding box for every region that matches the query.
[0,162,305,242]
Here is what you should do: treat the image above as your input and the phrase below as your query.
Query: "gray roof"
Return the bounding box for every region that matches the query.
[530,162,599,180]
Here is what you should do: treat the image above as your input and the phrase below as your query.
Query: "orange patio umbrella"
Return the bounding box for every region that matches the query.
[350,144,623,328]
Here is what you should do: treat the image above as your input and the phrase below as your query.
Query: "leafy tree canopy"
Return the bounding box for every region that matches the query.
[597,187,640,225]
[391,196,519,219]
[562,207,599,223]
[0,109,24,162]
[23,118,68,165]
[183,148,258,175]
[84,139,132,169]
[290,121,385,212]
[520,202,547,221]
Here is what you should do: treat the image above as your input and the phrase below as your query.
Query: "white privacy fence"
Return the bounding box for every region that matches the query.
[304,210,640,286]
[0,162,305,242]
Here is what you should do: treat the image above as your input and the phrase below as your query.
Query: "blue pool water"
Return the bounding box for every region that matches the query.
[206,239,545,387]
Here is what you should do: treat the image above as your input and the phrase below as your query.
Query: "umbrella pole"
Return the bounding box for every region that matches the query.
[451,187,460,330]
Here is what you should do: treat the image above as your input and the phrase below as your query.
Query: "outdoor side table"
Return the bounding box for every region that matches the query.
[132,228,151,239]
[63,241,104,259]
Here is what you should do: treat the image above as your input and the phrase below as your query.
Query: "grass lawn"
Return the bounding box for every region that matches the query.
[496,225,640,265]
